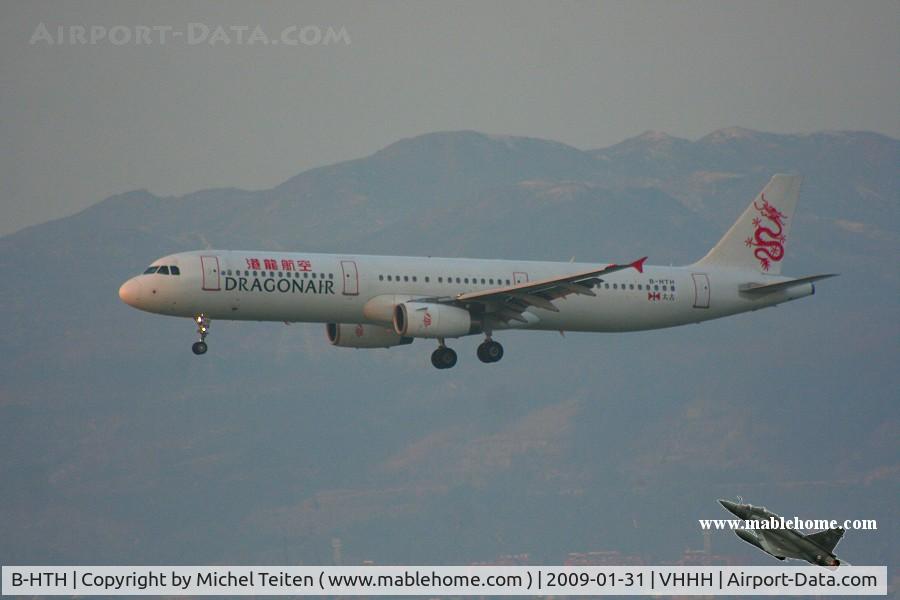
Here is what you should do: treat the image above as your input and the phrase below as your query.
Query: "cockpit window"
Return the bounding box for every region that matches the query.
[157,266,170,275]
[170,266,180,275]
[143,266,159,274]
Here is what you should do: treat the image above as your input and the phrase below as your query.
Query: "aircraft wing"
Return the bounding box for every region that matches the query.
[448,257,647,323]
[757,531,802,561]
[757,531,784,556]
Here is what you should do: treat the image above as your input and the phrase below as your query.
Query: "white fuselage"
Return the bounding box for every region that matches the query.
[119,250,813,333]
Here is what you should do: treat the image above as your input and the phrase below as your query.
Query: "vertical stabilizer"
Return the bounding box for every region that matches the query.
[807,528,845,554]
[695,175,801,274]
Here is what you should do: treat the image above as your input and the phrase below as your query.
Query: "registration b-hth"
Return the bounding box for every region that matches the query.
[12,571,68,587]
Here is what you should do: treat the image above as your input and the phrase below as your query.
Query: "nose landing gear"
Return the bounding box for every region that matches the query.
[192,314,210,355]
[431,338,458,369]
[476,338,504,363]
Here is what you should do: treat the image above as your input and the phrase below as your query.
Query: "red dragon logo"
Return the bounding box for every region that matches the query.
[423,312,432,327]
[745,193,787,271]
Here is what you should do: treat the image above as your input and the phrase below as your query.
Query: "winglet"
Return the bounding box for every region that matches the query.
[630,257,647,273]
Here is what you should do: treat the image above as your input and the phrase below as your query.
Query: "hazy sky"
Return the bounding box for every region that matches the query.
[1,0,897,236]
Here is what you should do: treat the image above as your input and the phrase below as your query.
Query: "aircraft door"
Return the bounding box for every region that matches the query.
[200,255,221,291]
[691,273,710,308]
[513,271,529,285]
[341,260,359,295]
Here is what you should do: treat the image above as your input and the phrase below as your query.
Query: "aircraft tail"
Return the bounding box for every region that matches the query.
[695,174,802,275]
[807,528,845,554]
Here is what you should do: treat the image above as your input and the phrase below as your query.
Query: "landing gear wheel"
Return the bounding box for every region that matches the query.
[192,314,210,355]
[477,340,504,363]
[431,346,458,369]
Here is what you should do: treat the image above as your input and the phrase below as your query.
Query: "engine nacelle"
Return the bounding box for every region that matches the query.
[326,323,413,348]
[393,302,478,339]
[815,554,840,567]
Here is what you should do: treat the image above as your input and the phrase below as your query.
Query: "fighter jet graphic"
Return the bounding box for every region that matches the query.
[718,499,846,567]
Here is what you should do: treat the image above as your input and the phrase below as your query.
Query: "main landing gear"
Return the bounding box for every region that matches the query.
[191,314,210,355]
[430,337,505,369]
[431,338,457,369]
[477,338,504,363]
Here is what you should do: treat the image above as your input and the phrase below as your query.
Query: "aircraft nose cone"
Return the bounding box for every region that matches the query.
[118,277,142,307]
[719,499,739,513]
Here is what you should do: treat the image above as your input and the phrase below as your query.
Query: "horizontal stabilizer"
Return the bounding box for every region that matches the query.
[807,528,844,553]
[739,274,838,295]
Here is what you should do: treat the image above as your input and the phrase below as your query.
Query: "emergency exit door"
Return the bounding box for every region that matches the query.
[341,260,359,295]
[691,273,710,309]
[200,255,221,291]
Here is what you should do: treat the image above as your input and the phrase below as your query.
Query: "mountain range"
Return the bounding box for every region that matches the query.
[1,127,897,568]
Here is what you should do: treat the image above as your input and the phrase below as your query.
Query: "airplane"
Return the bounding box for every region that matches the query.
[118,174,835,369]
[718,499,846,567]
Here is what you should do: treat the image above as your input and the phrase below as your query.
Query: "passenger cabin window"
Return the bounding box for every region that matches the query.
[144,266,158,274]
[157,266,170,275]
[170,266,180,275]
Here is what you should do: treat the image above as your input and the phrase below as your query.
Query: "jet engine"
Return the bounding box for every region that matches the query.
[393,302,479,338]
[326,323,413,348]
[815,554,840,567]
